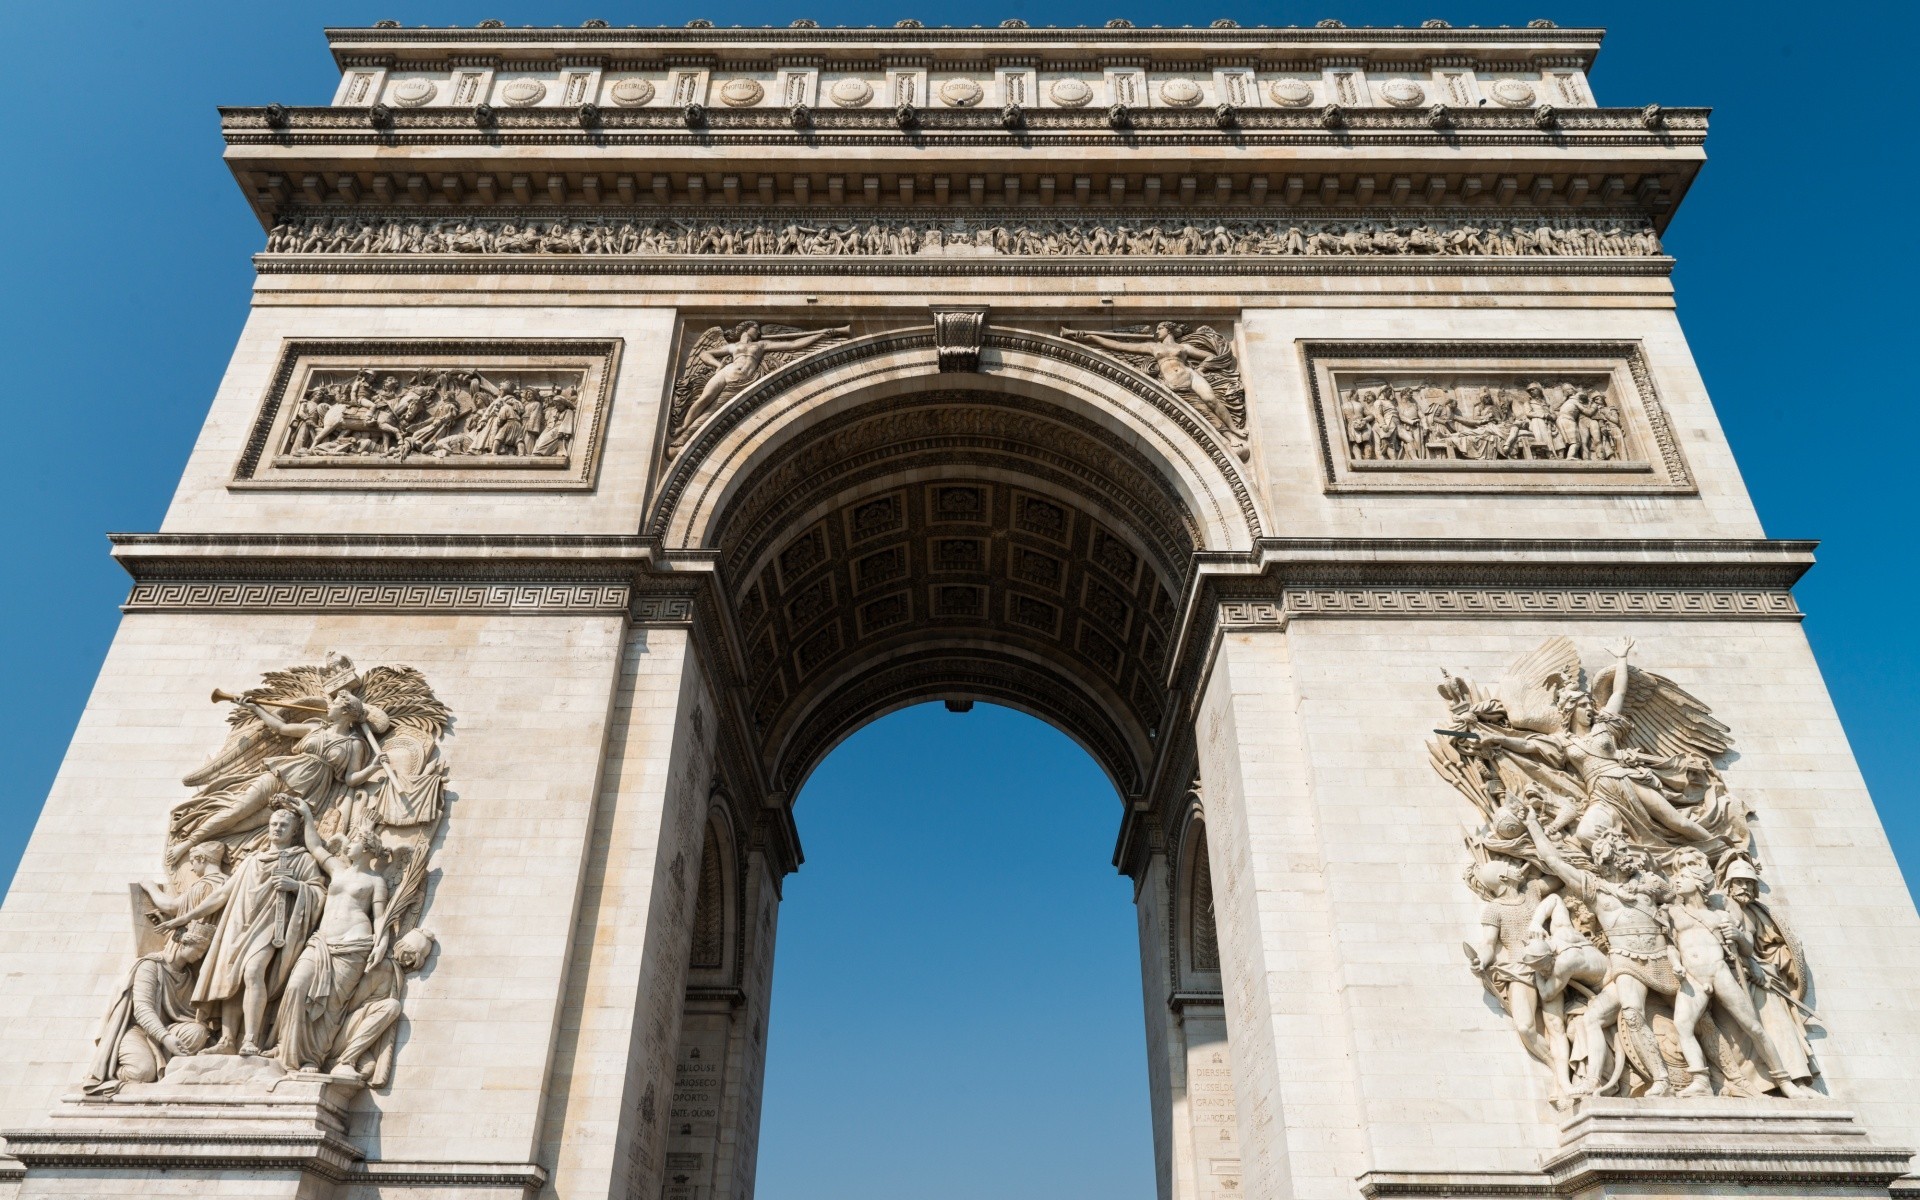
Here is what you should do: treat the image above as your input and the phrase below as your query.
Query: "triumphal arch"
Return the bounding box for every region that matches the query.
[4,17,1920,1200]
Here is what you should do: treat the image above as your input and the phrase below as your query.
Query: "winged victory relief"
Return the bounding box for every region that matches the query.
[83,653,448,1094]
[1430,638,1818,1106]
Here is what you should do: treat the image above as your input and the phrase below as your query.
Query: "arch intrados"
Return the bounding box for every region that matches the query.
[651,328,1262,554]
[785,687,1136,806]
[769,633,1146,798]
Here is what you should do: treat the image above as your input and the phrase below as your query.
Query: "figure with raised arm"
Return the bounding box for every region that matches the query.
[1466,640,1730,854]
[161,800,324,1056]
[169,688,387,862]
[1061,321,1221,409]
[271,796,389,1074]
[670,320,853,447]
[1520,812,1685,1096]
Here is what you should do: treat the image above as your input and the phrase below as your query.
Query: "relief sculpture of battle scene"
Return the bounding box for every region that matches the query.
[280,366,583,464]
[1431,639,1819,1106]
[82,653,449,1095]
[235,341,616,488]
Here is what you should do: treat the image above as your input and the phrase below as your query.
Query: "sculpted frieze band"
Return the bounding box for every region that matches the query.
[263,214,1662,259]
[1433,639,1819,1106]
[86,653,448,1094]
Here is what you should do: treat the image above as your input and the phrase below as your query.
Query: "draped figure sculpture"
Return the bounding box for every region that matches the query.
[84,652,451,1088]
[1430,638,1821,1104]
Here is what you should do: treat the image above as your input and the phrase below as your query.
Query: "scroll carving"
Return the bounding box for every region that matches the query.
[264,214,1663,260]
[932,306,988,373]
[667,320,850,454]
[1432,638,1819,1106]
[1060,322,1247,457]
[85,653,449,1093]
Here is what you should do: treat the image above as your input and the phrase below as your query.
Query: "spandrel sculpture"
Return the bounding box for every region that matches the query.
[1431,638,1819,1105]
[667,320,852,454]
[1060,321,1248,456]
[84,653,448,1092]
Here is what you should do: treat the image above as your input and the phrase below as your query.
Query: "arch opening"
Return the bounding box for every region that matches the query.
[711,384,1198,800]
[662,348,1258,803]
[754,703,1156,1200]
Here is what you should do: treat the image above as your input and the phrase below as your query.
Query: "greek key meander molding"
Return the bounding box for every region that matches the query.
[1303,341,1693,494]
[1264,587,1800,619]
[124,581,633,614]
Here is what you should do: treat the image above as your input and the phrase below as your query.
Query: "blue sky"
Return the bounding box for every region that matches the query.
[2,4,1915,1199]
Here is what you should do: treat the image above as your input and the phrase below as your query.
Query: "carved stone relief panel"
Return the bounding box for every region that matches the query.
[1433,638,1819,1106]
[83,653,448,1094]
[1302,341,1692,493]
[665,320,854,456]
[233,339,619,490]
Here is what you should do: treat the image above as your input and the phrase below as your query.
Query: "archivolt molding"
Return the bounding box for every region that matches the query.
[649,324,1264,553]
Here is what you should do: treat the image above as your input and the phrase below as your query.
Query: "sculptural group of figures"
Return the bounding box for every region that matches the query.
[1431,639,1818,1105]
[84,654,449,1094]
[1342,378,1627,463]
[264,214,1663,259]
[662,318,1249,460]
[283,367,579,463]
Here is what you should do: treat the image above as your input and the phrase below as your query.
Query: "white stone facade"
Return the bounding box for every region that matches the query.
[1,18,1917,1200]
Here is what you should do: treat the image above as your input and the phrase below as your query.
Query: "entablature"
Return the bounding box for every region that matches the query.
[221,104,1701,230]
[214,22,1708,230]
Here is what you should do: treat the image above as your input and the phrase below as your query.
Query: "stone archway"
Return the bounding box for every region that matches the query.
[652,323,1264,797]
[645,322,1266,1200]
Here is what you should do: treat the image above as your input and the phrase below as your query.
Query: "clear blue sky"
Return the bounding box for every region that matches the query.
[2,4,1915,1199]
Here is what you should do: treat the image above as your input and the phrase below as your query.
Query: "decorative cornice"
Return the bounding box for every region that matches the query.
[255,253,1675,279]
[223,103,1701,143]
[1162,537,1818,716]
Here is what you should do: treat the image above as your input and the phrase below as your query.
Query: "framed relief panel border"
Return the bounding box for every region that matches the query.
[231,338,620,490]
[1301,340,1693,494]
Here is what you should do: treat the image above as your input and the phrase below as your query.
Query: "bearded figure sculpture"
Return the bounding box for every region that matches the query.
[92,652,449,1088]
[1432,637,1819,1105]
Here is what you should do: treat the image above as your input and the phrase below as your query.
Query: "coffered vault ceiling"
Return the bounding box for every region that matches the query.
[715,389,1192,797]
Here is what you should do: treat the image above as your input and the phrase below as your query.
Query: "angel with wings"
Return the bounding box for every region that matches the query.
[1435,637,1743,856]
[667,320,852,452]
[1057,322,1248,456]
[168,654,449,868]
[1429,638,1816,1101]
